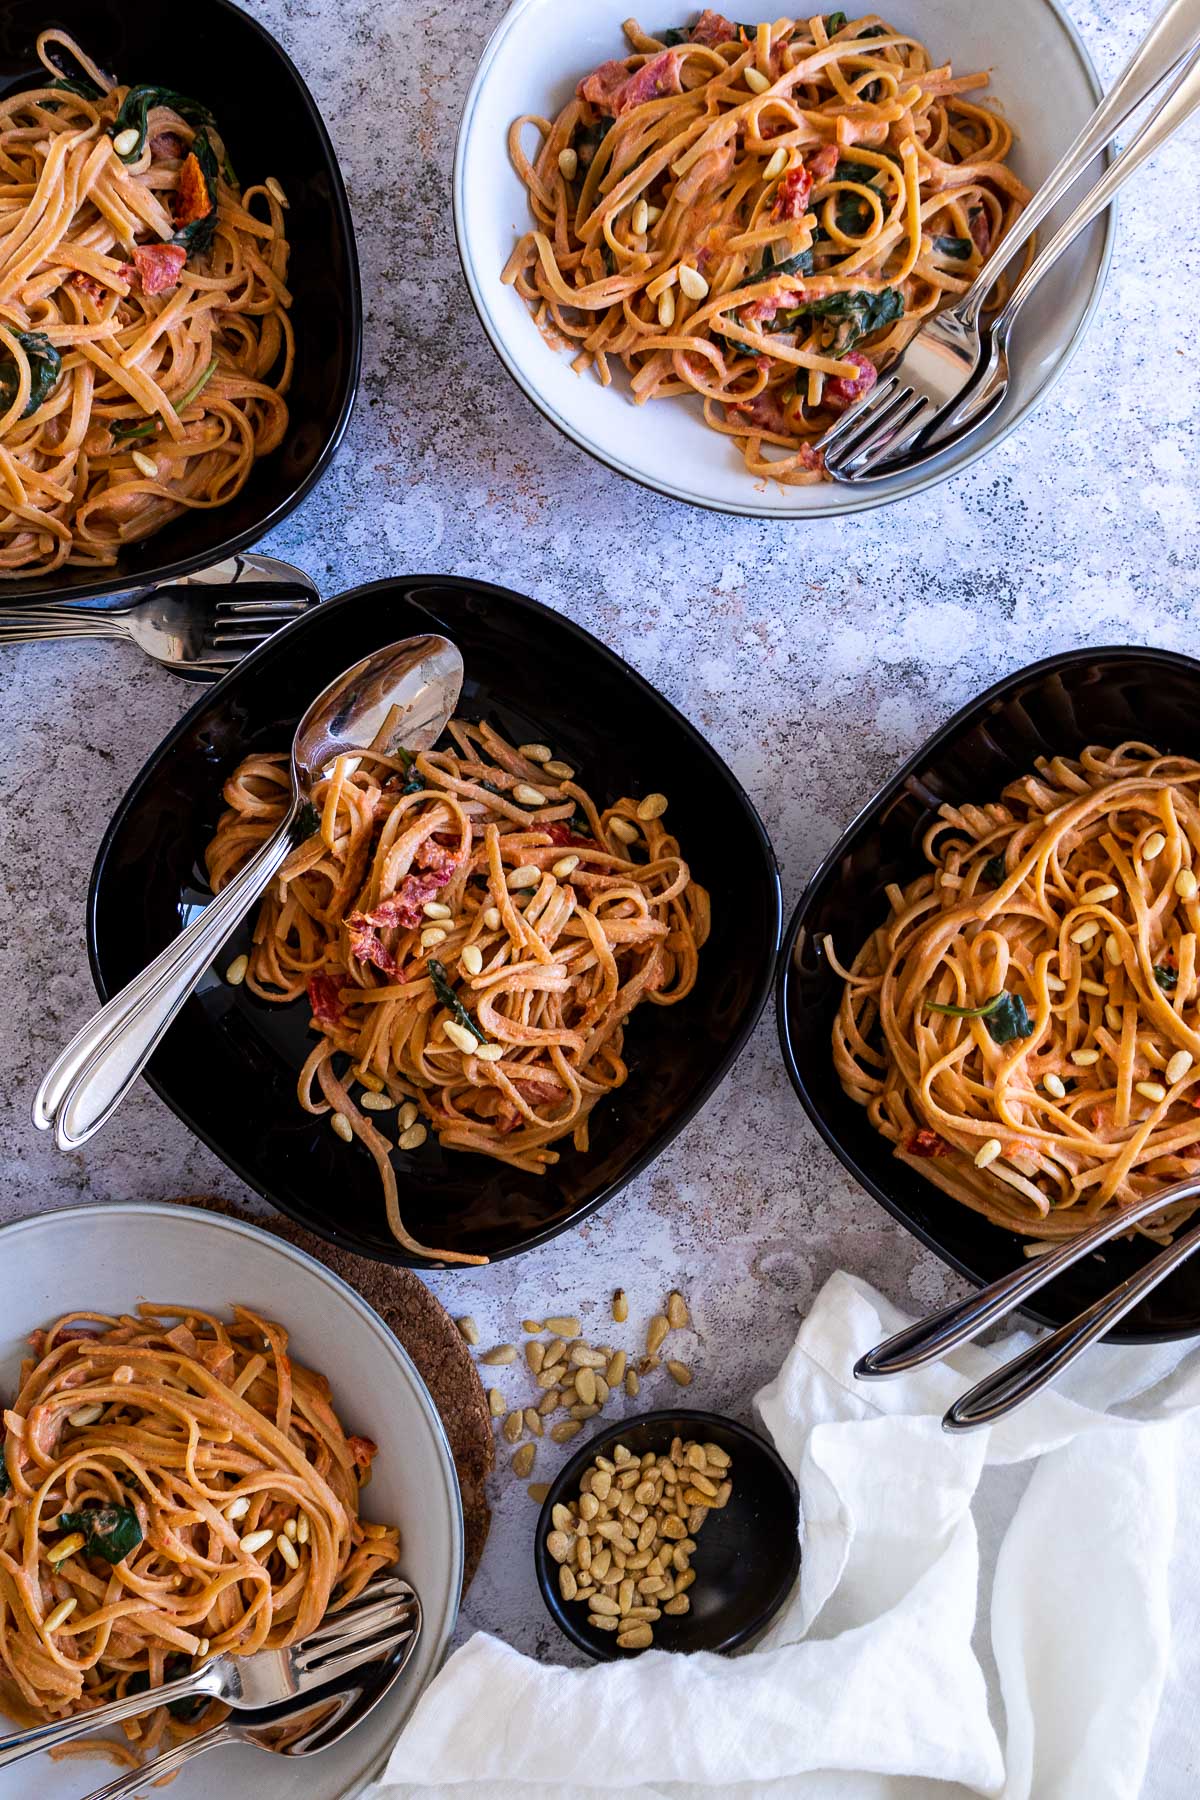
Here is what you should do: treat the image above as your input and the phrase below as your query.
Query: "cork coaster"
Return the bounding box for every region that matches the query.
[174,1196,493,1591]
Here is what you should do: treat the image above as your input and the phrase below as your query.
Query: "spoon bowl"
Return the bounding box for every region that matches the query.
[33,635,463,1148]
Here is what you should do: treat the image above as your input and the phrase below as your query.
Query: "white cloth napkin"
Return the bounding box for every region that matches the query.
[367,1271,1200,1800]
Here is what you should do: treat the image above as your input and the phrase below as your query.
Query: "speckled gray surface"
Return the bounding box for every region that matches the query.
[2,0,1200,1689]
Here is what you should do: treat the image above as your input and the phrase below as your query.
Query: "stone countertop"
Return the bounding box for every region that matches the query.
[2,0,1199,1750]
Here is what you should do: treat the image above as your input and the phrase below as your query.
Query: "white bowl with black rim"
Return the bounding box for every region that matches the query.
[453,0,1114,517]
[0,1202,462,1800]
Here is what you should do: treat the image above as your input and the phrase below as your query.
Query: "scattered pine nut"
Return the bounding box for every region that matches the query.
[67,1403,104,1427]
[974,1138,1003,1169]
[1088,883,1119,903]
[1143,832,1166,861]
[1166,1050,1193,1084]
[550,1421,582,1443]
[636,793,668,822]
[526,1340,545,1374]
[1106,934,1122,965]
[397,1101,419,1131]
[646,1314,669,1357]
[330,1112,353,1143]
[551,855,580,878]
[112,126,140,157]
[265,175,288,206]
[461,943,484,976]
[43,1598,78,1636]
[225,954,249,986]
[507,865,541,889]
[1136,1081,1167,1103]
[525,1408,543,1437]
[528,1483,550,1502]
[625,1369,640,1398]
[481,1344,517,1365]
[420,926,447,948]
[475,1043,504,1061]
[608,817,639,844]
[519,743,551,762]
[512,1443,536,1478]
[483,907,503,930]
[360,1091,395,1112]
[666,1290,689,1330]
[666,1360,693,1386]
[277,1532,300,1570]
[744,64,770,92]
[47,1533,85,1565]
[1079,978,1107,997]
[678,264,708,301]
[544,760,574,780]
[513,784,547,806]
[456,1316,480,1345]
[1071,1048,1101,1067]
[632,198,649,234]
[239,1528,274,1555]
[545,1315,581,1336]
[443,1019,480,1056]
[1069,920,1099,944]
[423,901,452,920]
[763,146,789,179]
[1043,1074,1067,1100]
[398,1122,428,1151]
[487,1388,505,1417]
[1176,869,1198,900]
[612,1288,628,1323]
[503,1411,524,1443]
[227,1496,251,1522]
[657,288,676,328]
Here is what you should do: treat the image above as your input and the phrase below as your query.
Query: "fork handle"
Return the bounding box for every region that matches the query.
[81,1721,235,1800]
[943,1211,1200,1430]
[0,617,130,643]
[856,1173,1200,1379]
[33,810,296,1147]
[959,0,1200,325]
[0,1667,220,1769]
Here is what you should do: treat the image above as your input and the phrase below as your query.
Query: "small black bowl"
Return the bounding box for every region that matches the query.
[778,645,1200,1344]
[534,1409,800,1660]
[0,0,360,604]
[88,575,782,1268]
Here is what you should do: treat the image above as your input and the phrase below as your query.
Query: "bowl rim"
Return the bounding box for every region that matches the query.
[451,0,1116,520]
[775,642,1200,1343]
[1,0,363,606]
[533,1405,801,1660]
[85,573,784,1268]
[0,1198,464,1785]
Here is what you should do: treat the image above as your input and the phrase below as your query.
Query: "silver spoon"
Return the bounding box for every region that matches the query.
[81,1616,423,1800]
[33,634,464,1149]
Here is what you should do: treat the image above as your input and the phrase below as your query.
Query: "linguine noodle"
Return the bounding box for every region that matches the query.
[0,30,292,577]
[0,1305,398,1753]
[205,720,710,1264]
[504,10,1029,484]
[830,745,1200,1247]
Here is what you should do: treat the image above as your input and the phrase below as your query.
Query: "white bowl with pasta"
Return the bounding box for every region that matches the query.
[0,1202,463,1800]
[453,0,1114,516]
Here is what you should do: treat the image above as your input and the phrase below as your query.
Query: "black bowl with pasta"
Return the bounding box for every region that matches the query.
[0,0,359,600]
[778,646,1200,1344]
[87,575,781,1268]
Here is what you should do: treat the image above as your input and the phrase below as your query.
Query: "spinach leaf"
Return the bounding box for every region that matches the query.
[110,417,157,442]
[927,988,1034,1044]
[982,855,1008,885]
[734,243,815,298]
[933,234,973,260]
[825,10,847,29]
[60,1504,143,1564]
[661,26,691,45]
[290,801,320,846]
[173,130,219,255]
[46,75,104,100]
[836,159,883,187]
[1154,964,1178,991]
[0,330,62,419]
[427,959,487,1042]
[569,812,592,837]
[782,286,904,351]
[399,773,426,796]
[859,23,889,36]
[575,118,613,173]
[110,85,216,164]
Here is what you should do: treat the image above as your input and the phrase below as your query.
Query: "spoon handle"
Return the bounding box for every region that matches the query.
[80,1722,235,1800]
[33,813,296,1147]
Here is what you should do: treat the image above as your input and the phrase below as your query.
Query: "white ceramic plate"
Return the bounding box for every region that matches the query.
[454,0,1114,516]
[0,1204,462,1800]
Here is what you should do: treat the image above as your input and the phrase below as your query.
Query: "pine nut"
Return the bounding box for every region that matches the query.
[420,926,447,948]
[1071,1048,1101,1066]
[456,1316,480,1344]
[1105,1004,1123,1032]
[507,865,541,889]
[550,1421,582,1443]
[1046,974,1066,991]
[1136,1081,1167,1103]
[487,1388,505,1416]
[612,1288,628,1323]
[461,943,484,976]
[47,1533,86,1564]
[1105,934,1122,964]
[666,1289,689,1329]
[632,198,649,234]
[1143,832,1166,861]
[266,175,288,206]
[625,1368,640,1398]
[1167,1050,1193,1084]
[503,1410,524,1443]
[68,1402,104,1427]
[277,1533,299,1570]
[545,1316,581,1335]
[576,1368,597,1406]
[225,954,248,986]
[551,855,580,877]
[398,1122,427,1150]
[284,1516,297,1540]
[528,1483,550,1502]
[398,1101,419,1130]
[657,288,676,327]
[330,1112,353,1142]
[559,1563,578,1601]
[360,1091,395,1111]
[744,65,770,92]
[353,1064,385,1091]
[1176,869,1198,900]
[617,1623,654,1649]
[239,1529,274,1555]
[483,906,502,929]
[112,1364,134,1384]
[1088,883,1119,903]
[131,449,157,479]
[43,1598,77,1635]
[608,817,639,843]
[525,1408,543,1437]
[974,1138,1003,1169]
[513,783,547,806]
[637,793,668,821]
[226,1496,251,1522]
[481,1344,517,1365]
[526,1339,545,1373]
[112,126,140,157]
[646,1314,669,1357]
[558,146,578,180]
[1043,1073,1067,1100]
[645,203,663,224]
[1069,920,1099,944]
[475,1042,504,1061]
[764,146,789,179]
[1079,979,1107,997]
[423,901,452,919]
[544,760,575,780]
[678,264,708,300]
[666,1360,693,1386]
[513,1443,536,1478]
[443,1019,480,1055]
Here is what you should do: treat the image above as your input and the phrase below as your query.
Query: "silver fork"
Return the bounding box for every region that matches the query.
[0,1574,419,1771]
[825,45,1200,480]
[0,551,319,677]
[855,1175,1200,1429]
[815,0,1200,478]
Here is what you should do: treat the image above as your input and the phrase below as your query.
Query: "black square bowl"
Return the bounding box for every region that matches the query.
[777,646,1200,1344]
[88,576,782,1268]
[0,0,360,603]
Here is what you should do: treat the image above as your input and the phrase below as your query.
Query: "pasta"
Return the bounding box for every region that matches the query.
[504,10,1029,484]
[0,30,292,577]
[0,1304,399,1752]
[830,744,1200,1247]
[205,720,710,1264]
